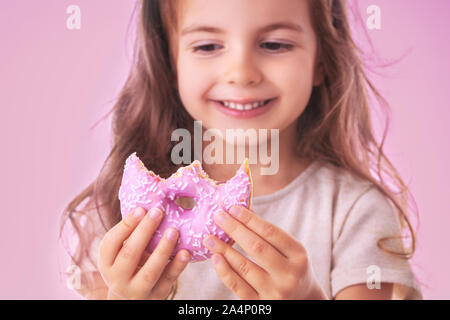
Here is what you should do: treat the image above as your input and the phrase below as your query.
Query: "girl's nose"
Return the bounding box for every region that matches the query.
[224,47,263,87]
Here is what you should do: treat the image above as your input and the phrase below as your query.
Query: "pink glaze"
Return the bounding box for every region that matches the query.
[118,153,253,262]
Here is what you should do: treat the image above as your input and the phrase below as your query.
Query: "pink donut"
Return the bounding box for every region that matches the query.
[118,153,253,262]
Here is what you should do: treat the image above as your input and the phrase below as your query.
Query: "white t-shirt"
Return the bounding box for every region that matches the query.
[173,160,422,300]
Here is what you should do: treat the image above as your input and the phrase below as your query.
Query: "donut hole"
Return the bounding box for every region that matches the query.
[174,196,197,210]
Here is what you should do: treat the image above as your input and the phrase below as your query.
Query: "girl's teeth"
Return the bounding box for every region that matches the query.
[222,100,267,110]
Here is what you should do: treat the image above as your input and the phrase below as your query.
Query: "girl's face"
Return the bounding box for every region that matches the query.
[175,0,322,136]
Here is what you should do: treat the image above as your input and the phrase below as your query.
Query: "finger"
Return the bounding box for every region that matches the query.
[203,235,269,292]
[210,253,259,300]
[214,210,290,275]
[150,249,191,299]
[228,205,306,259]
[137,251,151,269]
[98,207,146,268]
[132,228,180,292]
[113,208,165,279]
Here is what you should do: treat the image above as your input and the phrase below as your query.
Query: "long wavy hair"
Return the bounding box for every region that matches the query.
[59,0,419,299]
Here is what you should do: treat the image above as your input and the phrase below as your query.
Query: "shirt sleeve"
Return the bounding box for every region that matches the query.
[331,186,423,299]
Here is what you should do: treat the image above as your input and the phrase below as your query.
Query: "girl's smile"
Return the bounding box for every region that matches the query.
[210,97,278,119]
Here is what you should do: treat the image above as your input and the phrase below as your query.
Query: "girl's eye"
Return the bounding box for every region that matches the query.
[260,42,293,52]
[192,44,222,53]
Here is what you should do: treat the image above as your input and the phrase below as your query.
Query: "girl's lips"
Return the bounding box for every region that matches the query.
[211,98,277,119]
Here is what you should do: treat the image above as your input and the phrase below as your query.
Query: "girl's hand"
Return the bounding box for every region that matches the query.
[203,205,327,300]
[97,207,190,300]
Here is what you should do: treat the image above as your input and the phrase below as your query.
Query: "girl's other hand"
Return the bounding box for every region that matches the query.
[97,207,190,300]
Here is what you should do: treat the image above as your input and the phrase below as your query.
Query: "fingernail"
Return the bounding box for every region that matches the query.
[204,237,216,248]
[215,211,227,224]
[229,206,241,217]
[165,228,178,240]
[212,254,220,265]
[133,207,145,218]
[180,250,190,262]
[149,208,162,220]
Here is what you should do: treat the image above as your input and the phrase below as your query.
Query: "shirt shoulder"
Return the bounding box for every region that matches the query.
[308,161,404,248]
[309,160,374,197]
[302,160,375,219]
[310,162,422,299]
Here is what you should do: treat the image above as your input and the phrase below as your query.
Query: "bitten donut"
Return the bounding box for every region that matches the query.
[118,152,253,262]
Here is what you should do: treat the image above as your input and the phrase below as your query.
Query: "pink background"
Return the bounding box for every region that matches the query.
[0,0,448,299]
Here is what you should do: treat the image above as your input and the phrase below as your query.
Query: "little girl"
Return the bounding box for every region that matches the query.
[60,0,422,300]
